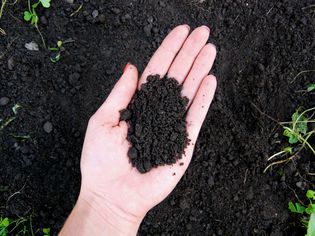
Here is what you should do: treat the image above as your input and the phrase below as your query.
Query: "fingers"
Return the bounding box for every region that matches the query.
[92,64,138,125]
[186,75,217,145]
[139,25,190,88]
[167,26,210,84]
[182,43,216,106]
[177,75,217,171]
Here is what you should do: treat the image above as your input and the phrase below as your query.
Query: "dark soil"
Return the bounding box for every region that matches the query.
[120,75,189,173]
[0,0,315,235]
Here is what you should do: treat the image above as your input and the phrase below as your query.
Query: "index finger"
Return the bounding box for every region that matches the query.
[138,25,190,88]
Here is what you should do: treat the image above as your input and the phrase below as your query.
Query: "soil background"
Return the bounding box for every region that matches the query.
[1,0,315,235]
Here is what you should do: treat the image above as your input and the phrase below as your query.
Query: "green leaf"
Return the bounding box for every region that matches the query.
[43,227,50,235]
[12,103,22,115]
[0,217,10,227]
[284,147,293,154]
[306,204,315,214]
[292,110,308,134]
[57,40,63,48]
[31,14,38,25]
[23,11,32,21]
[50,52,61,63]
[289,201,305,214]
[40,0,51,8]
[307,213,315,236]
[307,84,315,92]
[283,128,298,144]
[307,190,315,200]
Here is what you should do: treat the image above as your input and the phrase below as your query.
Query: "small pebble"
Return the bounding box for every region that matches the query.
[25,41,39,51]
[43,122,53,133]
[0,97,10,106]
[64,0,73,3]
[92,10,99,18]
[8,57,14,70]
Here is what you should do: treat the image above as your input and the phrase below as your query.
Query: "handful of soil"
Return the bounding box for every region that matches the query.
[120,75,189,173]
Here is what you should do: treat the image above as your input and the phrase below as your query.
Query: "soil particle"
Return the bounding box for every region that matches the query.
[120,75,189,173]
[24,41,39,51]
[43,122,53,133]
[0,97,10,106]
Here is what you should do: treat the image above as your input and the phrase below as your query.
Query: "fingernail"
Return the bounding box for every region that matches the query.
[183,24,190,31]
[201,25,210,32]
[123,62,130,73]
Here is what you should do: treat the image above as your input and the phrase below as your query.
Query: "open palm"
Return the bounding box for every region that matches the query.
[79,25,217,233]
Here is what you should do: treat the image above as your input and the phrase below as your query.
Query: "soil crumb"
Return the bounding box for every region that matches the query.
[120,75,189,173]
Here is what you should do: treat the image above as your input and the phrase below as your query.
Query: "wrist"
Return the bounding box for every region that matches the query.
[60,189,143,236]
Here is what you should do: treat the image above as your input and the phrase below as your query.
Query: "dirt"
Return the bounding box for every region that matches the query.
[120,75,189,173]
[0,0,315,235]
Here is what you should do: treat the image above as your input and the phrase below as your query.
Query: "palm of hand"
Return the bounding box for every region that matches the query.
[80,25,217,222]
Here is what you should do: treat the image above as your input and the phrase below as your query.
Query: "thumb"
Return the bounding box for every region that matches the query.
[93,63,138,125]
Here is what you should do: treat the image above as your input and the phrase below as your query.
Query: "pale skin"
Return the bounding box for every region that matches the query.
[59,25,217,236]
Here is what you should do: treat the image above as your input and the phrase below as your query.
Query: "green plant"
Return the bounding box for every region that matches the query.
[23,0,50,25]
[49,40,63,63]
[265,107,315,172]
[289,190,315,236]
[307,84,315,92]
[0,103,22,131]
[23,0,51,48]
[0,216,51,236]
[43,228,50,236]
[0,216,30,236]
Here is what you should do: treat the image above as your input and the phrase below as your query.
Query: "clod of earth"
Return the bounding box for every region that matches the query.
[120,75,189,173]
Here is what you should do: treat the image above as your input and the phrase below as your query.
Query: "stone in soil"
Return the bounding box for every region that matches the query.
[120,75,189,173]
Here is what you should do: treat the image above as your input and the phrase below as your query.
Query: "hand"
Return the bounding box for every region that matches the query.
[60,25,217,236]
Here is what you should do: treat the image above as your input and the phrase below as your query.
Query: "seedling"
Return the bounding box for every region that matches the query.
[265,107,315,172]
[0,216,50,236]
[23,0,51,48]
[23,0,50,24]
[307,84,315,92]
[289,190,315,236]
[0,103,22,131]
[49,40,63,63]
[0,216,29,236]
[43,228,50,236]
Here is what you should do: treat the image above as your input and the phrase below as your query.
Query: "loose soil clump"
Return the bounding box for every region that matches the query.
[120,75,189,173]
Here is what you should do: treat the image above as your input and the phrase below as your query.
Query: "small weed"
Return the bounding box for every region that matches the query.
[23,0,50,25]
[0,103,22,131]
[265,107,315,172]
[23,0,51,48]
[43,228,50,236]
[307,84,315,92]
[289,190,315,236]
[0,216,50,236]
[49,40,63,63]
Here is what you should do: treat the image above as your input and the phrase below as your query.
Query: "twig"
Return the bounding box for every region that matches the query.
[286,184,304,205]
[6,181,27,205]
[251,102,279,123]
[70,3,83,17]
[0,0,7,19]
[0,27,6,35]
[291,69,315,83]
[243,169,249,185]
[302,4,315,10]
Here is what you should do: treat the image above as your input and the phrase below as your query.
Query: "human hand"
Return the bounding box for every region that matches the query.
[60,25,217,236]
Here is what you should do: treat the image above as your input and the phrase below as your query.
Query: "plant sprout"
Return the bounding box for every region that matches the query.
[265,107,315,172]
[49,40,63,63]
[289,190,315,236]
[23,0,51,48]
